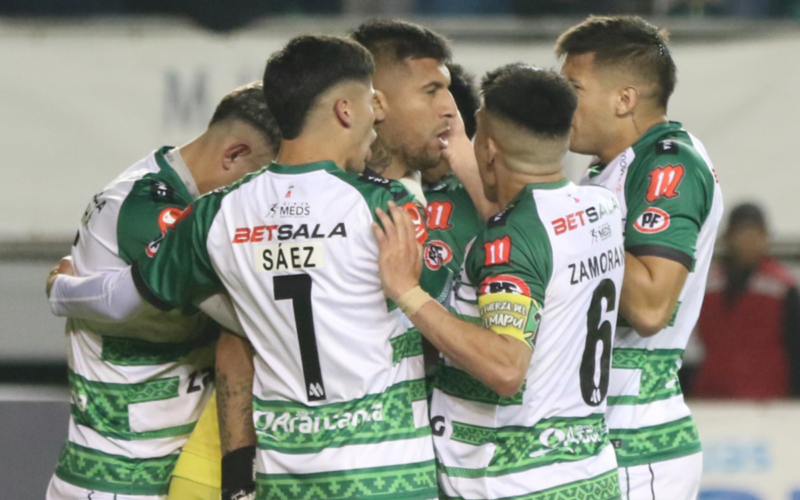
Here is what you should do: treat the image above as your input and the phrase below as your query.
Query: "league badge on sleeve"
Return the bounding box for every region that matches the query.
[633,207,670,234]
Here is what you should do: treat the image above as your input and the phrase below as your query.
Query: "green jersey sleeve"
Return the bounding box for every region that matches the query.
[131,190,225,313]
[624,139,716,270]
[116,175,194,264]
[465,203,551,349]
[420,174,483,303]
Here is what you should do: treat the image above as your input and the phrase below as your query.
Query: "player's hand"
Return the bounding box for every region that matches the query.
[46,255,74,298]
[441,111,473,174]
[372,201,423,302]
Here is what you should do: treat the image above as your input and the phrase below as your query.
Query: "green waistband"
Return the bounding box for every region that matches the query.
[610,415,701,467]
[55,441,176,495]
[608,348,684,406]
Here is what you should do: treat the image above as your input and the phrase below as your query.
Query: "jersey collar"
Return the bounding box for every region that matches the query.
[155,146,200,200]
[508,178,571,206]
[267,160,341,175]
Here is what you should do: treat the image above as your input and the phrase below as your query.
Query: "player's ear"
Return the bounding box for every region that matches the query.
[334,98,352,129]
[373,89,388,119]
[223,142,251,170]
[486,136,498,171]
[616,86,639,117]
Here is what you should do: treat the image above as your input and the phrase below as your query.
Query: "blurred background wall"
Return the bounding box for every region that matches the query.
[1,1,799,498]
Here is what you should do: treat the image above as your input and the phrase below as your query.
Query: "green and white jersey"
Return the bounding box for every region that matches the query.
[420,173,483,304]
[580,121,723,467]
[434,179,624,500]
[132,161,437,500]
[57,147,217,496]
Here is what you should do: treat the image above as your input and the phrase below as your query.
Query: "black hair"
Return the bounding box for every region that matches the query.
[263,35,374,140]
[209,81,281,151]
[555,15,677,109]
[350,19,451,65]
[447,63,480,140]
[481,63,577,138]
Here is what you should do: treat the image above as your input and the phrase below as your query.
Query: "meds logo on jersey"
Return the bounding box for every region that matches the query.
[634,207,670,234]
[157,207,184,234]
[267,201,311,219]
[424,240,453,271]
[480,275,531,296]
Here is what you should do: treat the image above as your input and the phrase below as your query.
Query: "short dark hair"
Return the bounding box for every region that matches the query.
[728,202,767,231]
[209,81,281,151]
[263,35,374,140]
[481,63,577,138]
[350,19,451,65]
[555,16,677,109]
[447,63,480,139]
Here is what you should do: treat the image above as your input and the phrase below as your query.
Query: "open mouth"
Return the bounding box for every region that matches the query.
[437,130,450,149]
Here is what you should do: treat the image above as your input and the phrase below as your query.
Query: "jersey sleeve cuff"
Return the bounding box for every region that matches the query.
[131,260,174,312]
[626,244,694,271]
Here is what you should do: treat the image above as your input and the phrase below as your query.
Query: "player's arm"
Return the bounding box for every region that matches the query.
[619,254,688,336]
[443,111,499,220]
[217,331,256,500]
[374,202,532,397]
[621,155,716,337]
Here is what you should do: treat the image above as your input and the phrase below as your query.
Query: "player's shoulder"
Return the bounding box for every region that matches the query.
[634,124,714,180]
[333,171,414,207]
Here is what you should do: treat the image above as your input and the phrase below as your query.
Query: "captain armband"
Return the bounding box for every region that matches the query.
[477,292,542,350]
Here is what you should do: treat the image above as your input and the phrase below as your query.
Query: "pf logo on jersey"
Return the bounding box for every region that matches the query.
[424,240,453,271]
[480,275,531,296]
[633,207,670,234]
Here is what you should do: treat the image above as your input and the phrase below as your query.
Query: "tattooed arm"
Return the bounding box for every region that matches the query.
[217,331,256,500]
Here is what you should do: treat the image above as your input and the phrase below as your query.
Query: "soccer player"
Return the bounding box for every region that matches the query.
[373,64,625,499]
[50,35,437,500]
[349,19,457,205]
[419,63,484,303]
[44,82,279,500]
[556,16,724,498]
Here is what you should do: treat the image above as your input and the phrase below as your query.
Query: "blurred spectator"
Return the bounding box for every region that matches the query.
[690,203,800,399]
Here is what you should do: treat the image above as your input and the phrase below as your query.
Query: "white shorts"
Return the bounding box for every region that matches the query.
[46,475,166,500]
[617,452,702,500]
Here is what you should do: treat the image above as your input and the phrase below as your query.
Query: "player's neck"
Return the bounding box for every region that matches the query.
[497,169,565,209]
[178,136,214,194]
[597,113,668,164]
[275,137,348,171]
[381,157,414,181]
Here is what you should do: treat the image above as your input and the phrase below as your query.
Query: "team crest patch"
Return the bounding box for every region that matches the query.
[484,236,511,266]
[480,274,531,296]
[646,165,684,203]
[424,240,453,271]
[633,207,670,234]
[157,207,184,234]
[402,202,428,244]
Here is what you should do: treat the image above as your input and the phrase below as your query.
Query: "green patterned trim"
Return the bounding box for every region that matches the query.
[55,441,176,495]
[440,469,620,500]
[101,327,216,366]
[69,369,196,440]
[442,414,610,478]
[254,379,429,454]
[256,460,437,500]
[390,328,424,365]
[610,415,702,467]
[435,365,524,406]
[607,348,684,406]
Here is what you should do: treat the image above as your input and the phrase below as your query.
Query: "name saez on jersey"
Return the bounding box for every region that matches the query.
[548,195,624,286]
